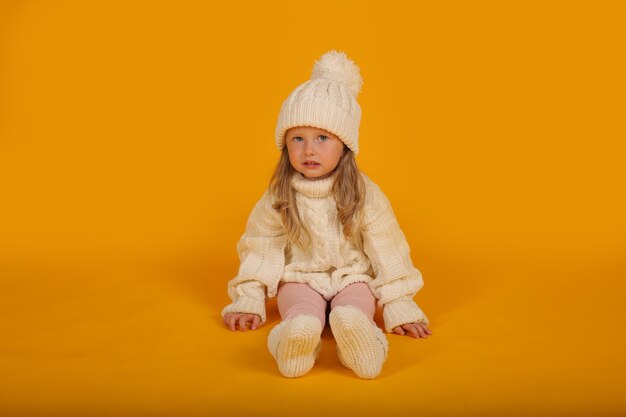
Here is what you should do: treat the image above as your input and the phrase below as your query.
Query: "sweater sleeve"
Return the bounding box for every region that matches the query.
[220,189,287,324]
[361,179,429,333]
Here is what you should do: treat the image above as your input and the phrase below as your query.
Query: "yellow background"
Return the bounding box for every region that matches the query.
[1,0,625,415]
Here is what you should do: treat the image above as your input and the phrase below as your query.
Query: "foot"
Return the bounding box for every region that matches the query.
[329,305,388,379]
[267,314,323,378]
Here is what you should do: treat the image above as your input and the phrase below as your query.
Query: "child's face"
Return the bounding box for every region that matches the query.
[285,126,346,181]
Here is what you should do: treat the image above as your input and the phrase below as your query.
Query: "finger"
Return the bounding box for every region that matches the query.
[416,325,428,338]
[423,325,433,335]
[238,316,248,331]
[403,324,420,338]
[251,315,260,330]
[394,327,404,335]
[227,315,237,331]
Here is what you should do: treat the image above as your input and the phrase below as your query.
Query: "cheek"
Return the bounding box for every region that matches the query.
[286,148,298,163]
[332,146,345,161]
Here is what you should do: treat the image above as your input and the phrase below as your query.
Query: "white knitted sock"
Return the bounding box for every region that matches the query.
[267,314,323,378]
[329,305,388,379]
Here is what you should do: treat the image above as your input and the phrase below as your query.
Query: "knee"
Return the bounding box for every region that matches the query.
[332,282,375,305]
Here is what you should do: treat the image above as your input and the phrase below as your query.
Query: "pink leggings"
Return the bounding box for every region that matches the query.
[277,281,376,328]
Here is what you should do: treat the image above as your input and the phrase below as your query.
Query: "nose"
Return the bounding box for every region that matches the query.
[304,141,315,155]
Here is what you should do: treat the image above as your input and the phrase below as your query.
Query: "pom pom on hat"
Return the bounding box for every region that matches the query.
[311,50,363,98]
[275,50,364,156]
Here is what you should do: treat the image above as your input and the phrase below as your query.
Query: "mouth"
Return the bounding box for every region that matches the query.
[303,161,320,168]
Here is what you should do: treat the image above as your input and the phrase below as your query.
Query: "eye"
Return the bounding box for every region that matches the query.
[318,135,328,141]
[292,136,303,142]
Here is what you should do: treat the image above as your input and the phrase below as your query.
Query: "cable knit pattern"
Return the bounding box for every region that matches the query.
[361,179,430,332]
[220,190,287,323]
[221,169,429,332]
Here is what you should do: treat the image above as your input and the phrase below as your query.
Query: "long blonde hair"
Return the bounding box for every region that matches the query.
[269,146,367,254]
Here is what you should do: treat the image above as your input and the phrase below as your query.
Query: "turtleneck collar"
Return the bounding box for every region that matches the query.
[290,169,337,198]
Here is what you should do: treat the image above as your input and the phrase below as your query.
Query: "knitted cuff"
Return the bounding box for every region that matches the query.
[382,299,429,333]
[221,296,267,324]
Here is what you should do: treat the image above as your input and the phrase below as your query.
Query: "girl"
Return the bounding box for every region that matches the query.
[221,50,432,379]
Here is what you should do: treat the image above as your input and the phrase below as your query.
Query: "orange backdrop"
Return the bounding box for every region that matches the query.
[1,1,625,416]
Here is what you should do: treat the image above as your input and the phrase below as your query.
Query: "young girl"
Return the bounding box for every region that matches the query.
[221,50,432,379]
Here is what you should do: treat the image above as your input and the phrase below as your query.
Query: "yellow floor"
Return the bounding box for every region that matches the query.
[1,1,625,415]
[1,248,624,416]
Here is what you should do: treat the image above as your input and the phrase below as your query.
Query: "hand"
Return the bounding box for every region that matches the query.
[392,322,432,338]
[223,312,261,331]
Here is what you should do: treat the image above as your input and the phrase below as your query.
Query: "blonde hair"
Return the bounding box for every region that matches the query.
[269,146,366,254]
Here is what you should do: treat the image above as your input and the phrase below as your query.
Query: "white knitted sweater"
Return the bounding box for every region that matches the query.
[221,169,429,333]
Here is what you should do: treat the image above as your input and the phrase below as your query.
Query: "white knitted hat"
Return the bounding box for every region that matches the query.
[275,50,364,156]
